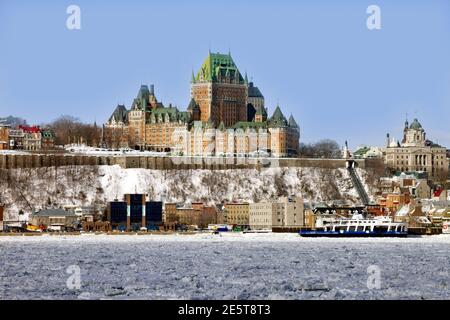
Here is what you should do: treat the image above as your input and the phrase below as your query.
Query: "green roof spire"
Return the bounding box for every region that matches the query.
[194,51,244,84]
[269,104,288,128]
[288,114,299,128]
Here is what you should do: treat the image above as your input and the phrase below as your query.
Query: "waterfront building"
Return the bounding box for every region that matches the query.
[272,196,304,231]
[107,194,163,231]
[163,202,218,229]
[164,202,178,224]
[248,196,304,231]
[249,201,276,230]
[29,209,78,230]
[384,118,448,180]
[224,202,249,228]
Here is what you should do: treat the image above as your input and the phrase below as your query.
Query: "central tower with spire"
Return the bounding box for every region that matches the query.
[190,51,248,127]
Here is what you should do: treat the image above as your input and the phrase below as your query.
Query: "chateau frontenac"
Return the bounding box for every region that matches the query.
[104,52,300,157]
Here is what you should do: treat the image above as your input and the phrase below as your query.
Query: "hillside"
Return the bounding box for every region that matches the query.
[0,165,378,220]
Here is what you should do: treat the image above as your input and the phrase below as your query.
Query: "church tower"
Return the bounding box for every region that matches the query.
[402,118,426,147]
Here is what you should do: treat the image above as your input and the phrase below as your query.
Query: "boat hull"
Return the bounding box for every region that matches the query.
[299,230,408,238]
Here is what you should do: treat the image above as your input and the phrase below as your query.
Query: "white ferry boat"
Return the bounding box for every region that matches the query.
[299,214,408,237]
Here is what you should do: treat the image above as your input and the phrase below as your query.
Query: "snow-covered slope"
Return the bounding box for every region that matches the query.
[0,165,377,219]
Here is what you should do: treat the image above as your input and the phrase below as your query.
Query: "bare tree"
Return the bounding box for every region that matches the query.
[48,115,101,146]
[299,139,341,159]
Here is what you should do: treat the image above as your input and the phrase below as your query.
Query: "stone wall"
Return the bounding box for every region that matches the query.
[0,153,384,171]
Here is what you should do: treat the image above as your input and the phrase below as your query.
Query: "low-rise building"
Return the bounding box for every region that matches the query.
[272,196,304,231]
[248,196,305,231]
[224,202,249,228]
[164,202,178,224]
[29,209,78,230]
[164,202,218,229]
[378,192,411,214]
[249,201,276,230]
[21,126,41,150]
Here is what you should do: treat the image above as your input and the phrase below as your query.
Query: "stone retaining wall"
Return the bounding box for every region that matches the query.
[0,153,384,171]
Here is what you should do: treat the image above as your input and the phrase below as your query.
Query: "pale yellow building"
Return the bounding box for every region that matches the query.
[249,196,305,230]
[224,202,249,227]
[273,196,304,228]
[384,118,448,180]
[249,201,276,230]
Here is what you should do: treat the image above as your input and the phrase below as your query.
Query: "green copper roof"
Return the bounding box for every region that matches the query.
[232,121,267,130]
[41,128,54,138]
[288,114,299,128]
[268,105,288,127]
[151,106,179,114]
[194,52,244,83]
[353,146,370,156]
[409,118,423,131]
[108,104,128,123]
[187,98,199,111]
[137,85,150,101]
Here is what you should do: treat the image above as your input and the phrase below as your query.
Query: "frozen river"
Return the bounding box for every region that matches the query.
[0,233,449,300]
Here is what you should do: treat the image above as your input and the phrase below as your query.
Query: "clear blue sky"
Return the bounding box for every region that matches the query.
[1,0,449,149]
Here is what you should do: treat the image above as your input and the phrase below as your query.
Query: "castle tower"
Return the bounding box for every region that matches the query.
[254,105,267,122]
[191,52,248,127]
[187,98,200,121]
[247,81,265,122]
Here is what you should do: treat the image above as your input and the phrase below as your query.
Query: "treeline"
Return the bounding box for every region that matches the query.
[47,115,102,146]
[299,139,342,159]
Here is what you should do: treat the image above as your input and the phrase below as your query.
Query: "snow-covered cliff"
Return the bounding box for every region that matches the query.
[0,165,377,219]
